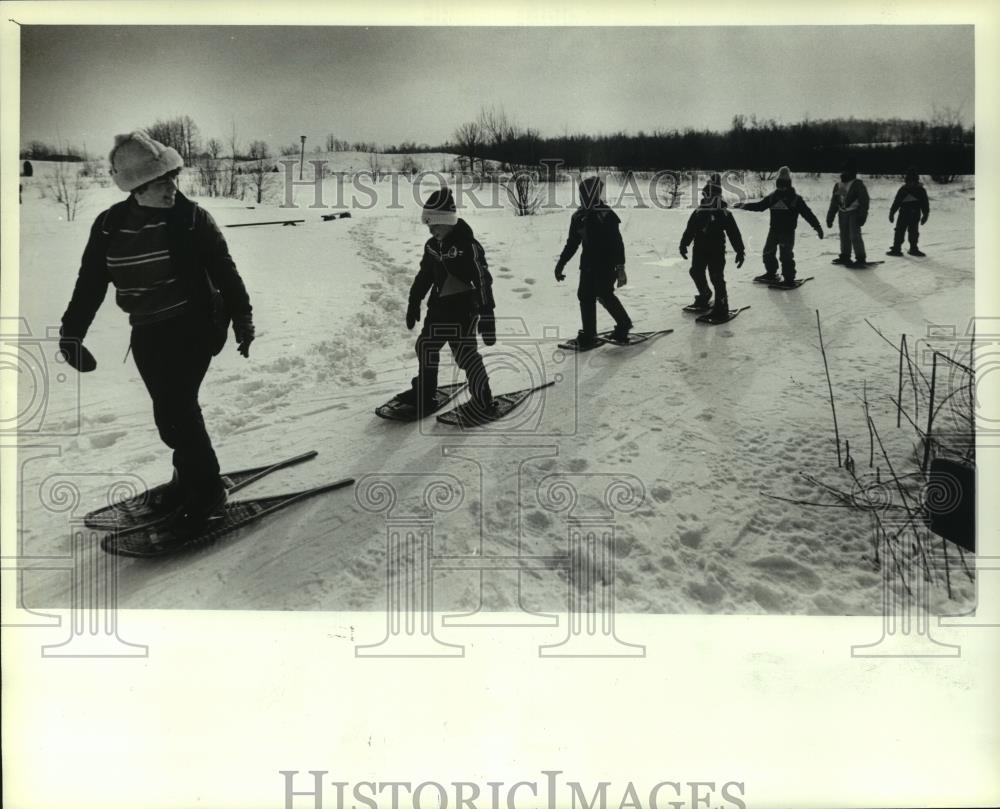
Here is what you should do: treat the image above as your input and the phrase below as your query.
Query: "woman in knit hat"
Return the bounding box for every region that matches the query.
[733,166,824,285]
[59,130,255,544]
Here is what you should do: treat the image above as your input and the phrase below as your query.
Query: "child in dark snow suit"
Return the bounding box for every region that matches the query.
[59,130,255,541]
[554,177,632,347]
[678,174,745,315]
[826,162,870,267]
[734,166,823,284]
[887,168,930,257]
[403,188,496,413]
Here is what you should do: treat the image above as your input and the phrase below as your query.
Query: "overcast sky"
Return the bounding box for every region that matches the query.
[20,25,974,153]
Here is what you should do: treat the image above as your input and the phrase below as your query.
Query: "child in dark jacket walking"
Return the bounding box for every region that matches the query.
[734,166,823,284]
[402,188,496,414]
[679,173,745,316]
[887,168,930,257]
[554,176,632,348]
[826,161,871,267]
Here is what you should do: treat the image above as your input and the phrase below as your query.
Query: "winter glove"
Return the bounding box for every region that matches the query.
[479,311,497,346]
[815,226,824,239]
[57,330,97,373]
[826,216,834,229]
[889,211,895,223]
[554,262,566,282]
[735,252,745,269]
[615,265,627,288]
[406,301,421,330]
[233,315,255,358]
[679,245,688,260]
[921,214,928,225]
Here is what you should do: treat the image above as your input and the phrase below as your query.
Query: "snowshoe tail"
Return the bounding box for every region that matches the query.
[100,477,355,558]
[436,380,556,427]
[83,450,319,532]
[375,382,467,422]
[599,328,674,345]
[695,306,751,325]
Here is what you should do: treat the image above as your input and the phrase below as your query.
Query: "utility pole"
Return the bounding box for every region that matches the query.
[299,135,306,180]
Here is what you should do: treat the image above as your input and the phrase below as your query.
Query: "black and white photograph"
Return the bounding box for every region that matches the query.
[2,2,998,808]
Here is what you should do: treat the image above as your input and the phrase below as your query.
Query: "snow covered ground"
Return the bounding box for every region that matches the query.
[14,159,976,614]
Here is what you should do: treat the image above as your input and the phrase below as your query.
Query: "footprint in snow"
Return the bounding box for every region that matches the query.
[650,485,672,503]
[90,430,127,449]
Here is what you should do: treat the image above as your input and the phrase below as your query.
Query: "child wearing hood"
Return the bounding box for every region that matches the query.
[734,166,823,285]
[887,168,930,257]
[554,176,632,348]
[678,173,746,317]
[402,188,496,415]
[826,160,871,267]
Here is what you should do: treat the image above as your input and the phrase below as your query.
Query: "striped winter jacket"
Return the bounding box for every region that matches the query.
[61,192,252,343]
[409,218,495,315]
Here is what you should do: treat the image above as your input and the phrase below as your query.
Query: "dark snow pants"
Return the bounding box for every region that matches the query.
[893,209,921,251]
[688,246,728,306]
[414,300,492,404]
[762,229,796,279]
[577,269,631,338]
[131,311,221,497]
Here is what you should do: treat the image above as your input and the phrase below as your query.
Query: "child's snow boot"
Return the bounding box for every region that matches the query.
[709,296,730,320]
[468,381,498,419]
[397,383,438,412]
[164,478,227,541]
[610,321,633,342]
[886,247,903,256]
[908,247,926,257]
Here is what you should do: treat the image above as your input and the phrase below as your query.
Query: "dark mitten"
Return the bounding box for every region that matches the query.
[479,311,497,346]
[58,330,97,373]
[735,252,745,268]
[233,315,255,358]
[554,263,566,282]
[406,301,421,330]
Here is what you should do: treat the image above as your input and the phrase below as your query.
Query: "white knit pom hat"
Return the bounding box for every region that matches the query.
[108,130,183,192]
[420,188,458,226]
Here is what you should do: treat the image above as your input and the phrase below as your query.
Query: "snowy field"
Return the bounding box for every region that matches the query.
[14,157,976,614]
